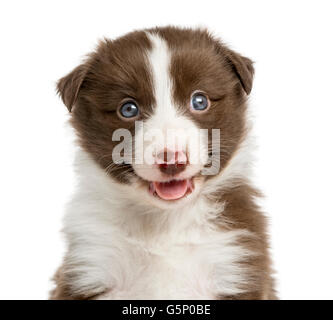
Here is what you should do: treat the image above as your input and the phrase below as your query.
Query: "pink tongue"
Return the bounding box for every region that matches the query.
[154,180,188,200]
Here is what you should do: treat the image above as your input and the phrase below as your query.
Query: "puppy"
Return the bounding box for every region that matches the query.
[51,26,276,300]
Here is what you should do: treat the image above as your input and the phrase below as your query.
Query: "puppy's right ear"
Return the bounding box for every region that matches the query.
[56,64,87,112]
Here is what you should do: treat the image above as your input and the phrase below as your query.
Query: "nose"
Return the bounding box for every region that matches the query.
[156,149,188,176]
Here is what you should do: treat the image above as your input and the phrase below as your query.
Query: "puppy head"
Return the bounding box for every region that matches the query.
[57,27,254,208]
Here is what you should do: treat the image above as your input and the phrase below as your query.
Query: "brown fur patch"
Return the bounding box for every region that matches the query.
[215,183,276,299]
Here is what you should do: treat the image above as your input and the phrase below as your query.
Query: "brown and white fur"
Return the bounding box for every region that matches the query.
[51,26,276,300]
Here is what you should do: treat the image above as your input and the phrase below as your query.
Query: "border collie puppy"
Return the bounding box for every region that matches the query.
[51,26,276,300]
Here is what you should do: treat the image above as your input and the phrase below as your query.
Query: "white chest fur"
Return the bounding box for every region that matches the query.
[97,225,250,300]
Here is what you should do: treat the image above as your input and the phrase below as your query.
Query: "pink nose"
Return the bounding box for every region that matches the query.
[156,149,187,176]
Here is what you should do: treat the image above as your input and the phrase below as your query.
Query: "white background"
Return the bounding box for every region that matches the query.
[0,0,332,300]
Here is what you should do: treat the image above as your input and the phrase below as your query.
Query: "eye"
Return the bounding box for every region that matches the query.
[190,92,209,111]
[119,101,139,118]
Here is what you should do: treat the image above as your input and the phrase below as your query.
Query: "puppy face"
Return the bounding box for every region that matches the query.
[57,27,254,208]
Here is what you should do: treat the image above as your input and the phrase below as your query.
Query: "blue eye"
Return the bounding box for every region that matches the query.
[191,93,209,111]
[119,101,139,118]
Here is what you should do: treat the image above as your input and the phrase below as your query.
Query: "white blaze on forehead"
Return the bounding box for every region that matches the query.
[146,32,177,122]
[145,32,199,142]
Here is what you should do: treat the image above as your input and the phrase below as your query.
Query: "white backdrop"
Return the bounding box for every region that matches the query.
[0,0,332,299]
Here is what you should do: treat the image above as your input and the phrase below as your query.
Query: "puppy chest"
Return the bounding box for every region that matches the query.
[103,231,247,300]
[105,243,215,299]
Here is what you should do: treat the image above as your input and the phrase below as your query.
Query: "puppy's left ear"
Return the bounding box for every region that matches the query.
[225,49,254,95]
[56,64,87,112]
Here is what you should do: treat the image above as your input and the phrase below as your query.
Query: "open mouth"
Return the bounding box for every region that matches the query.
[149,178,194,201]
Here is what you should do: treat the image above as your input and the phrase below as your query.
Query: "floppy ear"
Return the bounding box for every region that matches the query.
[225,49,254,95]
[56,64,87,112]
